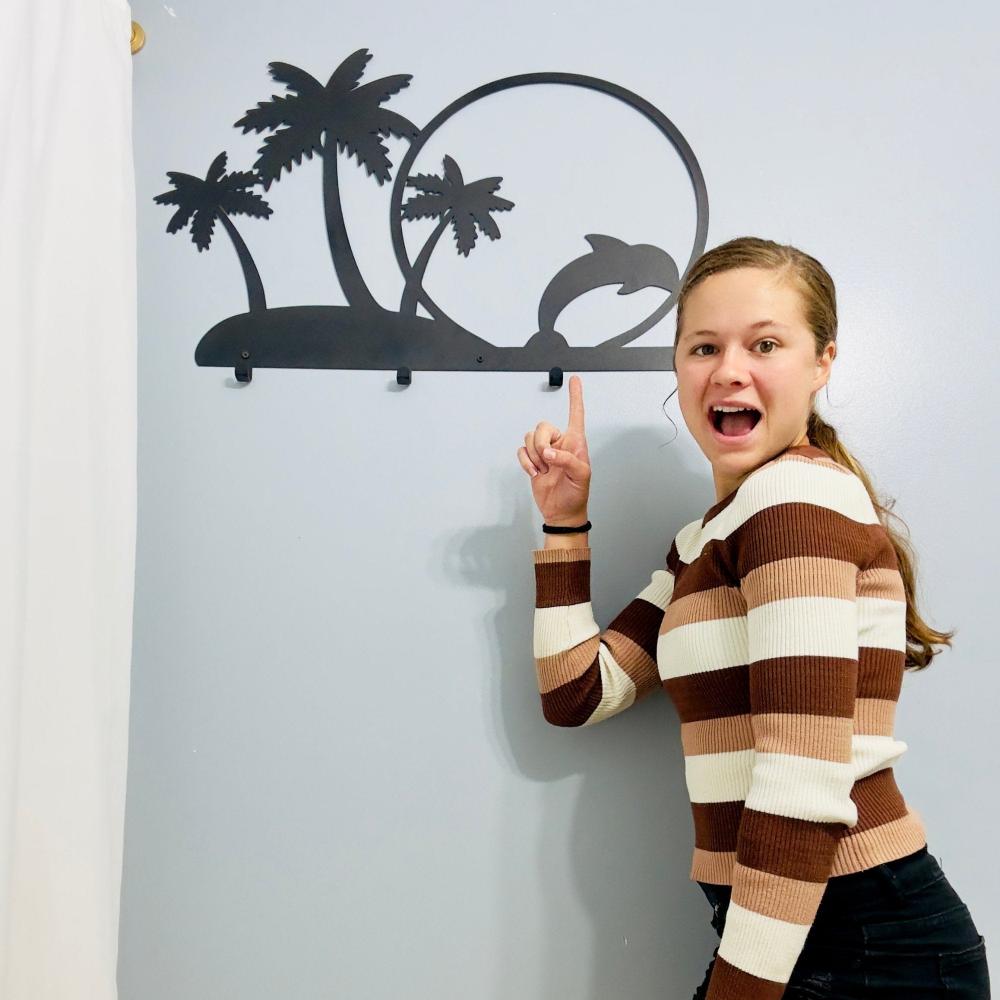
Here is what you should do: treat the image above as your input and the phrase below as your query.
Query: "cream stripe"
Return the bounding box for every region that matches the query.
[685,749,755,802]
[533,603,599,659]
[858,595,907,651]
[744,752,857,824]
[717,898,811,983]
[679,457,876,561]
[636,568,676,610]
[748,595,857,660]
[657,614,747,679]
[851,733,908,779]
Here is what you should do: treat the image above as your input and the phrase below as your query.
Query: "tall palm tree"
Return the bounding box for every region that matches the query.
[154,151,271,312]
[234,50,420,313]
[399,155,515,315]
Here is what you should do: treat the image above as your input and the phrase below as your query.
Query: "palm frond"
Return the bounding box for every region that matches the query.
[220,189,273,219]
[349,74,413,108]
[253,124,323,188]
[450,211,478,256]
[338,129,393,184]
[400,192,448,221]
[404,172,448,195]
[221,169,260,192]
[165,204,197,234]
[372,109,421,141]
[267,61,322,96]
[204,151,228,184]
[189,207,217,251]
[325,48,373,94]
[471,210,501,240]
[234,93,305,134]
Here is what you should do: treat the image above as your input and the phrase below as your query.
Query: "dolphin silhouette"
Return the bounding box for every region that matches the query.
[523,234,680,351]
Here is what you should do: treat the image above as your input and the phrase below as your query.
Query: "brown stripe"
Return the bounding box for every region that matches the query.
[663,663,750,723]
[692,800,743,851]
[748,656,857,718]
[539,662,602,726]
[607,596,668,661]
[850,767,909,832]
[533,549,591,607]
[669,537,734,602]
[735,808,843,882]
[734,501,871,578]
[706,955,785,999]
[858,646,905,700]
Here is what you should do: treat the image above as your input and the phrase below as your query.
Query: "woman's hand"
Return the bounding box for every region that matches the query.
[517,374,592,524]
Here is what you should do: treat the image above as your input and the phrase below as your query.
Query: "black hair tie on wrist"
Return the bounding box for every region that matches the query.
[542,520,592,534]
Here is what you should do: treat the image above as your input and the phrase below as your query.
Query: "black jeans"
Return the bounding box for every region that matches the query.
[692,845,990,998]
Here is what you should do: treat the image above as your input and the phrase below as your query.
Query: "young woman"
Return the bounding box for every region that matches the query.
[517,237,990,999]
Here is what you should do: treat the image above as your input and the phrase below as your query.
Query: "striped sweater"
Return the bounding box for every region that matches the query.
[531,443,927,1000]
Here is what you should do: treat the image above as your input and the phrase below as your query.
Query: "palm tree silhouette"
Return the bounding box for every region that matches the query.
[398,155,515,315]
[234,50,420,313]
[154,151,271,313]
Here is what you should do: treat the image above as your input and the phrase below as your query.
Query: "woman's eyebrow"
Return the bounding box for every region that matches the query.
[680,319,788,341]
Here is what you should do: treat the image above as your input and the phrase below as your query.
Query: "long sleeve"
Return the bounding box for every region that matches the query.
[531,545,676,727]
[703,462,875,1000]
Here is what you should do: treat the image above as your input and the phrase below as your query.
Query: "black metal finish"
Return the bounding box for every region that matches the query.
[155,48,709,386]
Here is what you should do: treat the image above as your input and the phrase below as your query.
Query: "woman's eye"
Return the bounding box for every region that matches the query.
[692,340,777,356]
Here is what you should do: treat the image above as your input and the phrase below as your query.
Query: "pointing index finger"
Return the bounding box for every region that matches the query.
[567,374,585,433]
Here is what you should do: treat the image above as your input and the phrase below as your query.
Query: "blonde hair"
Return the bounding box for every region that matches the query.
[669,235,953,671]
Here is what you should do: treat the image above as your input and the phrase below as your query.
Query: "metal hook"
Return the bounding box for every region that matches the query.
[396,366,411,386]
[235,351,252,383]
[548,366,563,388]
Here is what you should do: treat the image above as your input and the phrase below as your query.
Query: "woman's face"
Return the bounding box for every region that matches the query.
[674,266,835,501]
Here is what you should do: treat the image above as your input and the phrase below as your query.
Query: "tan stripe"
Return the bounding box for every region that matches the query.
[832,807,927,876]
[751,712,854,762]
[690,847,737,883]
[728,861,827,924]
[659,583,743,632]
[534,637,599,694]
[681,714,754,755]
[858,564,905,601]
[854,697,896,736]
[741,554,856,608]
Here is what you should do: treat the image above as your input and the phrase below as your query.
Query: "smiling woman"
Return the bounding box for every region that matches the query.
[518,235,984,1000]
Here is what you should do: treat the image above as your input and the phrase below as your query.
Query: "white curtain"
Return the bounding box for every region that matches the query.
[0,1,136,997]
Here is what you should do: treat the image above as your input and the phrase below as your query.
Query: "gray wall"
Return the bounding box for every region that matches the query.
[120,2,999,997]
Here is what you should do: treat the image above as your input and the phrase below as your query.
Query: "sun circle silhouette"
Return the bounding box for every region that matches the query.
[388,71,709,348]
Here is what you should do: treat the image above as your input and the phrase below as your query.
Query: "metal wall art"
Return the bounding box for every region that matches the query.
[155,48,709,386]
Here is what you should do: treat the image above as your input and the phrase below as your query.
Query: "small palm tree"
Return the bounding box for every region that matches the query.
[399,155,515,314]
[154,151,271,312]
[234,50,420,313]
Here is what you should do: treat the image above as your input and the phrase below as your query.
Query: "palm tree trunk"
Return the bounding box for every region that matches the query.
[218,210,266,313]
[322,136,380,313]
[399,214,450,315]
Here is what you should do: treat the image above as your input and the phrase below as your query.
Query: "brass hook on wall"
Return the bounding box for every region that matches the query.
[130,21,145,55]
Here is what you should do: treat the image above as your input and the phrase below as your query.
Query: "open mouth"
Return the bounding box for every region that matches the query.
[708,406,762,439]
